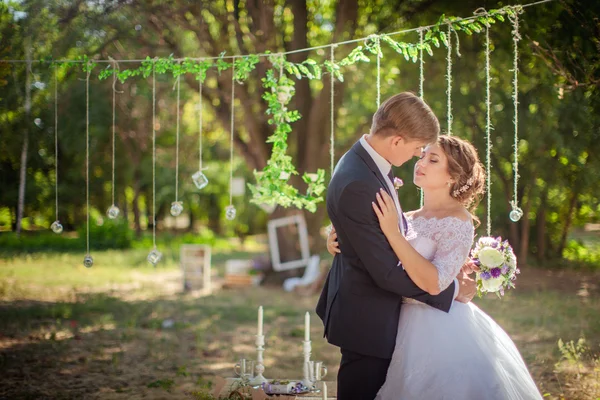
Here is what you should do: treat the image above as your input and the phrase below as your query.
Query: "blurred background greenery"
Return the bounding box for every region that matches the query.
[1,0,599,269]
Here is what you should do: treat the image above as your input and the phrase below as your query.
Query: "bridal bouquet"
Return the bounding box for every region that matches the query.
[470,236,520,297]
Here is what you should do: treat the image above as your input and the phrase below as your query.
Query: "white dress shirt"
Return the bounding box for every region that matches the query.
[359,135,405,235]
[359,135,459,301]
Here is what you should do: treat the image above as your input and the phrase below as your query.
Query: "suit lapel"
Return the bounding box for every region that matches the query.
[352,140,409,235]
[351,141,393,198]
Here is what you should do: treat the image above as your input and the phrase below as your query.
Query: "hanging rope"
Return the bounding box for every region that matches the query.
[175,69,181,203]
[484,23,492,236]
[198,75,204,172]
[418,29,425,208]
[511,9,522,217]
[229,59,235,207]
[330,45,336,180]
[152,62,157,249]
[445,24,453,136]
[111,60,118,209]
[54,65,59,223]
[418,29,425,101]
[85,63,91,255]
[376,35,381,108]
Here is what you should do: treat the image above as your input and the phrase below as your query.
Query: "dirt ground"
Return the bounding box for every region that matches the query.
[1,266,599,400]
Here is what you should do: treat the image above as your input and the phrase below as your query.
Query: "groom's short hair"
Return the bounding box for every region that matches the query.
[370,92,439,142]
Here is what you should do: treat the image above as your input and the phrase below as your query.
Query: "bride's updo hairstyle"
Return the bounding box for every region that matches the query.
[437,135,485,213]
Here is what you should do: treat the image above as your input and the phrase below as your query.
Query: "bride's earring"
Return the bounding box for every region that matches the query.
[447,182,452,187]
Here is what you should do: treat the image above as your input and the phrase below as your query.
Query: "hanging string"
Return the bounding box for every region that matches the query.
[511,9,521,211]
[330,45,336,180]
[229,59,235,206]
[152,62,157,249]
[175,68,181,203]
[418,30,425,101]
[376,35,381,108]
[54,65,59,222]
[418,29,425,208]
[445,24,453,136]
[484,23,492,236]
[111,61,117,208]
[198,74,204,172]
[85,63,91,255]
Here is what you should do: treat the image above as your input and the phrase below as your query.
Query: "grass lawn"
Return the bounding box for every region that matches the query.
[1,240,599,399]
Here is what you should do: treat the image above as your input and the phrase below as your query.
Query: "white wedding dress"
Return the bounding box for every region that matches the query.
[375,216,543,400]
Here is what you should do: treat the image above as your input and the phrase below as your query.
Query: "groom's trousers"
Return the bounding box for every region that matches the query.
[338,348,391,400]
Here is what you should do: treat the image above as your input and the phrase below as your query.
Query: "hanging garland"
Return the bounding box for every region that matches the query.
[509,8,524,222]
[247,56,326,213]
[170,65,183,217]
[107,59,120,219]
[83,62,94,268]
[50,65,63,234]
[39,5,526,213]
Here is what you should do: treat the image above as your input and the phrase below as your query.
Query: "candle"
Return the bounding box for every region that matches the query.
[304,311,310,342]
[322,382,327,400]
[258,306,263,336]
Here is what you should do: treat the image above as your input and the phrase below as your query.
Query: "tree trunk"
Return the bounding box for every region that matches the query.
[518,174,537,265]
[518,196,532,266]
[557,188,579,257]
[132,186,142,238]
[535,186,549,261]
[16,39,32,237]
[207,193,221,235]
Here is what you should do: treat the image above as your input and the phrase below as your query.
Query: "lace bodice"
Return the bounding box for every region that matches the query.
[403,215,474,302]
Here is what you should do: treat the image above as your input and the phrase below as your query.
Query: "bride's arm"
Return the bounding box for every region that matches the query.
[372,190,442,294]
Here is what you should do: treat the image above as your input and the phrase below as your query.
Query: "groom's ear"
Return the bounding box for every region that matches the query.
[391,135,404,147]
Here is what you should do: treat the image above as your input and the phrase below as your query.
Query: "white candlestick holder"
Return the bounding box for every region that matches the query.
[250,334,268,386]
[302,339,313,388]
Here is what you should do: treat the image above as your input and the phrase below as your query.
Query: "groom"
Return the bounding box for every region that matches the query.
[316,92,477,399]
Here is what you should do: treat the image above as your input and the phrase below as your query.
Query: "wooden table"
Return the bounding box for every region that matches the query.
[212,377,337,399]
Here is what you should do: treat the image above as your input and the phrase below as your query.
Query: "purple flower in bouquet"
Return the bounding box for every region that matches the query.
[480,271,492,280]
[501,264,509,274]
[394,177,404,189]
[491,267,502,278]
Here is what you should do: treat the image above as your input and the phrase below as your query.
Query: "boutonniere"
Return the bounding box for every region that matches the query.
[394,177,404,190]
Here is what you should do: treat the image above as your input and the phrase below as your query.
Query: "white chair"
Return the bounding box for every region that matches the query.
[283,254,321,292]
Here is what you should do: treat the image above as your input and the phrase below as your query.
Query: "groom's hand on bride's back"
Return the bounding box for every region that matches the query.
[326,226,341,256]
[455,272,477,303]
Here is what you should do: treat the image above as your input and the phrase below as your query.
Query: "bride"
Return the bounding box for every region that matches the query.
[327,135,542,399]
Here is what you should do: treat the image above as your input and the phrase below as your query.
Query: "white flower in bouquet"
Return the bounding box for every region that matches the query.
[477,247,504,268]
[481,276,504,292]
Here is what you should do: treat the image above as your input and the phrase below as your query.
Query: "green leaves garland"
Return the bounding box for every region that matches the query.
[41,5,522,213]
[247,66,326,213]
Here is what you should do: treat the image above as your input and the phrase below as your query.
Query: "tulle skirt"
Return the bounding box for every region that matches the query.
[375,301,543,400]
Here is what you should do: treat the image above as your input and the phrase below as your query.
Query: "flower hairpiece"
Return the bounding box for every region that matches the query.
[394,177,404,189]
[452,177,474,197]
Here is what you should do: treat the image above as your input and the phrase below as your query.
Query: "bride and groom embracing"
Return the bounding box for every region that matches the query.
[316,92,543,400]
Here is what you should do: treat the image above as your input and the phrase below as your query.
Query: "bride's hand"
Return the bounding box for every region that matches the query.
[372,189,401,239]
[326,226,341,256]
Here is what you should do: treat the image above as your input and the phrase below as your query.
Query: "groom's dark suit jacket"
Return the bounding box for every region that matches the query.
[316,140,456,359]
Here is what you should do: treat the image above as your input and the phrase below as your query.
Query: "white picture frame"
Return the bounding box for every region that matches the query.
[267,214,310,271]
[180,244,212,293]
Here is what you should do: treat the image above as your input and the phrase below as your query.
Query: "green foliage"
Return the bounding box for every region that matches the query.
[248,66,326,212]
[76,219,133,250]
[147,378,175,391]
